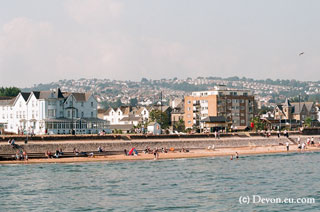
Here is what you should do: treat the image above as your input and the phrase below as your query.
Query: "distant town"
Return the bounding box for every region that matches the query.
[0,76,320,135]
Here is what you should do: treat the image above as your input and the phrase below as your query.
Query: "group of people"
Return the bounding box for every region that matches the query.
[143,147,160,159]
[297,136,319,151]
[15,150,28,160]
[46,148,64,158]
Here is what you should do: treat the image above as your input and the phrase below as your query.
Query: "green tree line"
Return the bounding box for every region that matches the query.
[0,87,20,97]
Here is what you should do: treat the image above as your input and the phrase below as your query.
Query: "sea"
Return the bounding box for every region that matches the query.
[0,152,319,212]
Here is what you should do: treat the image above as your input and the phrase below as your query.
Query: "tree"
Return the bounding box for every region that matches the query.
[251,116,266,132]
[304,117,312,127]
[129,98,138,107]
[141,78,149,84]
[149,109,170,129]
[173,119,185,132]
[0,87,20,97]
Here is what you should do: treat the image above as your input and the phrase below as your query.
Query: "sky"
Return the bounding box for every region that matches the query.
[0,0,320,87]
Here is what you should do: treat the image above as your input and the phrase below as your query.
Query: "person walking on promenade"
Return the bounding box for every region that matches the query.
[297,136,301,144]
[286,141,289,151]
[277,130,280,138]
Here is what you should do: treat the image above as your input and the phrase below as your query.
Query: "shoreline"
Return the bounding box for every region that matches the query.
[1,145,319,165]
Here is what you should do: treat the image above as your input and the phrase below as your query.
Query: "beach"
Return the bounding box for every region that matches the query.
[1,144,319,164]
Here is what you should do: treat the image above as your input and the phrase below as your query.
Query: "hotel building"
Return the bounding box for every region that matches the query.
[0,88,108,135]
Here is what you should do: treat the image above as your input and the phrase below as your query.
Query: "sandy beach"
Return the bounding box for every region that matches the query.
[1,144,319,165]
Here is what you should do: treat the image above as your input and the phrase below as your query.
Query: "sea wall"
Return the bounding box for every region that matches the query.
[0,137,291,154]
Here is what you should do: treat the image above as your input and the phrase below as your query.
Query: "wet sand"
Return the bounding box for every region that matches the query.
[1,145,319,164]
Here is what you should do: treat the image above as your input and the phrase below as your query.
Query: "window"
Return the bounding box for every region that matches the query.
[48,109,56,117]
[188,100,191,104]
[68,111,70,118]
[91,112,94,117]
[81,112,84,117]
[118,112,120,115]
[81,102,84,107]
[91,102,93,107]
[69,101,72,106]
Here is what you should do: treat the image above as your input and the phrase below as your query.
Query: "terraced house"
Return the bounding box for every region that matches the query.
[0,88,108,135]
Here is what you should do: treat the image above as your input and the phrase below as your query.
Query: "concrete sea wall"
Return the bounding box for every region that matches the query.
[0,137,292,154]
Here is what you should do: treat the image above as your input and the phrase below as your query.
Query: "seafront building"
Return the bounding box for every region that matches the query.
[0,88,108,135]
[184,86,255,131]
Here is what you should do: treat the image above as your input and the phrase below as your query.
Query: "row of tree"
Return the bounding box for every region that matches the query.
[0,87,20,97]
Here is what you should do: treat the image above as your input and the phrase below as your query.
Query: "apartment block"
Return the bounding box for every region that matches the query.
[184,87,255,129]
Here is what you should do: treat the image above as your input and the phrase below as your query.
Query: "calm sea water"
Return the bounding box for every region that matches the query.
[1,152,319,212]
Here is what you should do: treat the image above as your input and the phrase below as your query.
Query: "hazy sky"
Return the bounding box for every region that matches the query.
[0,0,319,87]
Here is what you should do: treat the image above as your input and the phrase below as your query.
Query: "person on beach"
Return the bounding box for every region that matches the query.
[23,151,28,161]
[302,142,306,151]
[15,151,20,160]
[8,139,11,145]
[235,152,239,159]
[153,148,159,160]
[59,148,64,155]
[73,148,79,156]
[46,150,53,158]
[277,130,280,138]
[124,149,127,156]
[297,136,301,144]
[311,137,314,146]
[214,131,217,139]
[55,149,60,158]
[230,155,233,160]
[298,142,302,151]
[98,146,103,153]
[286,141,289,151]
[307,138,310,146]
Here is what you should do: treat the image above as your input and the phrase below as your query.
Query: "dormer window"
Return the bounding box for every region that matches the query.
[91,102,93,107]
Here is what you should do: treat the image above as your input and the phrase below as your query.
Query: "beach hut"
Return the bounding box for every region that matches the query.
[147,122,161,135]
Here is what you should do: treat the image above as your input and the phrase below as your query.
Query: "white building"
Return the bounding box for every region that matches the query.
[101,106,149,126]
[0,88,108,135]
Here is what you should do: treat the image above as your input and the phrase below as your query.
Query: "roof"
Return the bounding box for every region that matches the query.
[201,116,226,123]
[97,109,107,114]
[120,115,142,122]
[0,97,16,106]
[33,88,64,100]
[148,122,160,126]
[21,92,31,101]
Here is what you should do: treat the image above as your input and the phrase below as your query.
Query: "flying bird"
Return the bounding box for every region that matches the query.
[299,52,304,56]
